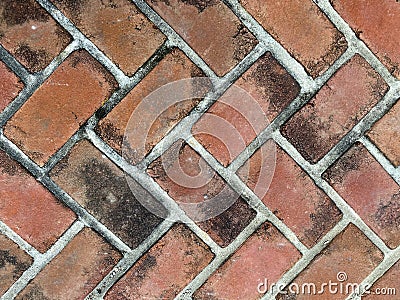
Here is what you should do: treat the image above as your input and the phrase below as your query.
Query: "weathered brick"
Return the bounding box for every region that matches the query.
[193,52,299,166]
[195,222,301,299]
[105,224,213,299]
[147,0,257,76]
[4,50,117,166]
[0,150,76,253]
[0,61,24,112]
[17,228,121,300]
[367,99,400,167]
[239,144,342,248]
[323,143,400,248]
[332,0,400,78]
[277,225,383,299]
[241,0,347,77]
[282,55,388,163]
[50,140,165,249]
[364,259,399,299]
[148,139,256,246]
[53,0,166,76]
[0,234,33,296]
[0,0,71,72]
[97,48,207,159]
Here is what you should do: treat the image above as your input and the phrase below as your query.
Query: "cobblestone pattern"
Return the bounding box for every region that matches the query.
[0,0,399,299]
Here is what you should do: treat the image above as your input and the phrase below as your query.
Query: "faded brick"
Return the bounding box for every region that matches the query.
[0,61,24,112]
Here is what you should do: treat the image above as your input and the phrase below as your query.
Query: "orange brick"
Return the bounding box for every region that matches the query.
[53,0,166,76]
[147,0,257,76]
[105,224,213,299]
[367,99,400,167]
[324,143,400,248]
[0,234,33,295]
[277,225,383,299]
[333,0,400,78]
[0,0,71,72]
[4,50,117,166]
[282,55,388,163]
[241,0,347,77]
[0,61,24,112]
[17,228,121,300]
[195,222,301,299]
[0,150,76,253]
[50,140,165,249]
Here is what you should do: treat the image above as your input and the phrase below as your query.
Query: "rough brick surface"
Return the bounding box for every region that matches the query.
[51,140,165,249]
[147,0,257,76]
[0,150,76,253]
[240,144,342,248]
[17,228,121,300]
[282,55,388,163]
[4,50,117,166]
[333,0,400,78]
[0,234,32,295]
[97,48,205,158]
[105,224,213,299]
[53,0,166,76]
[365,259,400,299]
[195,222,301,300]
[324,143,400,249]
[368,99,400,166]
[0,0,71,72]
[277,225,383,299]
[0,61,24,112]
[241,0,347,77]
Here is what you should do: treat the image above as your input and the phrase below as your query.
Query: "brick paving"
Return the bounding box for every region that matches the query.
[0,1,399,300]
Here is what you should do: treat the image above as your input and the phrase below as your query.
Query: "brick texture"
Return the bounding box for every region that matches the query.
[241,0,347,77]
[282,55,388,163]
[53,0,166,76]
[4,50,117,166]
[0,61,24,112]
[365,259,400,299]
[17,228,121,300]
[147,0,257,76]
[105,224,213,299]
[0,150,76,253]
[324,143,400,249]
[0,0,71,72]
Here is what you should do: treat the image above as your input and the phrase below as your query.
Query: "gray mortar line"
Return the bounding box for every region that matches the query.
[0,220,40,259]
[0,45,31,84]
[1,220,84,300]
[345,247,400,300]
[85,220,174,300]
[360,136,400,185]
[262,218,350,300]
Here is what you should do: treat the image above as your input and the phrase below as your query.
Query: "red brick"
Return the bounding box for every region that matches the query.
[0,0,71,72]
[323,143,400,249]
[193,52,299,166]
[367,99,400,167]
[0,62,24,112]
[195,222,301,300]
[51,140,165,249]
[53,0,166,76]
[0,150,76,253]
[364,259,400,299]
[97,48,207,159]
[4,50,117,166]
[0,234,33,296]
[17,228,121,300]
[239,144,342,248]
[282,55,388,163]
[105,224,213,299]
[240,0,347,77]
[277,225,383,299]
[147,0,257,76]
[333,0,400,78]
